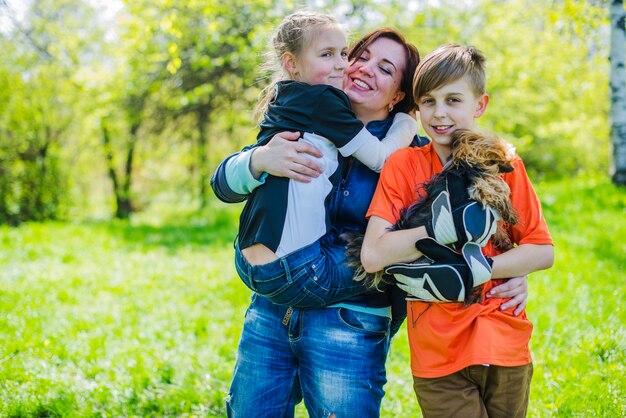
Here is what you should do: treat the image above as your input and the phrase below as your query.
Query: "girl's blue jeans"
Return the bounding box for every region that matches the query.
[226,293,391,417]
[234,236,367,308]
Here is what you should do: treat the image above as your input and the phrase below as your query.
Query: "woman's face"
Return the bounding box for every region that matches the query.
[343,37,407,122]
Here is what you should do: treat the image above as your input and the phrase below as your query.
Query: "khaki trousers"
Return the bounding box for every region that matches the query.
[412,363,533,418]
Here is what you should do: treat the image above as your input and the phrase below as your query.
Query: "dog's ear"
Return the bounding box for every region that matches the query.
[498,163,514,173]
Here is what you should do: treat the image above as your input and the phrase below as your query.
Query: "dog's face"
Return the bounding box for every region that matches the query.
[450,129,515,174]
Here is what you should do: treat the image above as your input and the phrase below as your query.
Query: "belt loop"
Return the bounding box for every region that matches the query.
[280,257,293,284]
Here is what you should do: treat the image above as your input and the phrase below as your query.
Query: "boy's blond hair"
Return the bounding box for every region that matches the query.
[413,44,486,104]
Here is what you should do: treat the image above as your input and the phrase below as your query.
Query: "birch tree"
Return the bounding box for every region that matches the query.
[611,0,626,185]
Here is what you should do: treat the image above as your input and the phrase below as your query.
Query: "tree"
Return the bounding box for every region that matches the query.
[394,0,610,179]
[0,0,98,224]
[610,0,626,185]
[92,1,171,219]
[154,0,276,208]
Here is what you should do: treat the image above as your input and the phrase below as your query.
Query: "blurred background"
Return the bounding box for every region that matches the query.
[1,1,625,416]
[0,0,615,224]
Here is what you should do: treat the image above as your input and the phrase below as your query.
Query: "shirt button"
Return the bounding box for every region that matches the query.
[343,190,350,196]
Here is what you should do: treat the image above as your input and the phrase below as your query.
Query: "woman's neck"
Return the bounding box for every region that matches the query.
[352,104,389,126]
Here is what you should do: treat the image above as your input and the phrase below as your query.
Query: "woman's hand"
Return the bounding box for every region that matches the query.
[250,131,324,182]
[487,275,528,316]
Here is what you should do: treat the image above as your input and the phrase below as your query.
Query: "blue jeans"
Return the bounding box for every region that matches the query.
[226,294,391,418]
[235,237,366,308]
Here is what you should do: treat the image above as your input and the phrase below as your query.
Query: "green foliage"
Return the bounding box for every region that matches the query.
[529,176,626,417]
[392,0,610,179]
[0,0,617,221]
[0,0,98,224]
[1,176,625,416]
[0,200,246,416]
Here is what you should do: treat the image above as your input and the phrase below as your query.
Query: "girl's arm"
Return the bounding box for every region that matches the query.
[344,113,416,172]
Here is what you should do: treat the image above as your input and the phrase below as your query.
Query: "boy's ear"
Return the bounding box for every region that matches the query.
[282,52,298,78]
[474,93,489,118]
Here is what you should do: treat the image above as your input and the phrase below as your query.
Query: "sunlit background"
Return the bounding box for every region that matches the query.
[1,1,625,417]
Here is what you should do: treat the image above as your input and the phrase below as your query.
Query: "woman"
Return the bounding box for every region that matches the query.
[212,28,527,418]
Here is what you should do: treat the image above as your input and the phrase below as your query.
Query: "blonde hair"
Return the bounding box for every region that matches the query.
[413,43,486,105]
[254,11,342,121]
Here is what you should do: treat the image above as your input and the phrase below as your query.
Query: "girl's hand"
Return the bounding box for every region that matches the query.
[487,275,528,316]
[250,131,323,182]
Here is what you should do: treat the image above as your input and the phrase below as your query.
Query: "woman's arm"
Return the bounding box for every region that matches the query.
[210,132,323,203]
[249,131,323,181]
[487,244,553,315]
[488,275,528,316]
[210,152,250,203]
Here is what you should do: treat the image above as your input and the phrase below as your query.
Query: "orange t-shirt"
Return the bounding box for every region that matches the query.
[367,143,553,378]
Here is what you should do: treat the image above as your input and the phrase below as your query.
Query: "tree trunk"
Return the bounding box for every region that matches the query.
[101,121,135,219]
[117,123,138,219]
[197,106,209,209]
[610,0,626,185]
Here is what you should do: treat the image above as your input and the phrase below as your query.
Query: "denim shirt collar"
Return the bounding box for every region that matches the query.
[364,118,394,140]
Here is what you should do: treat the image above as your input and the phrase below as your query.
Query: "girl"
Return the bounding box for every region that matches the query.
[235,11,417,307]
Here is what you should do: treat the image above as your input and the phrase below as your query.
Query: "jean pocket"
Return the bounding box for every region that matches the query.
[293,253,327,290]
[337,308,390,336]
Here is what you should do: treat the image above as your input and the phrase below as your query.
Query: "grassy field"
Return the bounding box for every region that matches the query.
[1,176,625,417]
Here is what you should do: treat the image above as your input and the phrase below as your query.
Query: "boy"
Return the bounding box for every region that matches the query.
[360,44,554,417]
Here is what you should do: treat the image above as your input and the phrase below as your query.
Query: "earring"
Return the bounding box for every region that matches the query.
[388,104,394,112]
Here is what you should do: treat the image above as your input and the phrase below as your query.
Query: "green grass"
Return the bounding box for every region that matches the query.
[1,176,625,417]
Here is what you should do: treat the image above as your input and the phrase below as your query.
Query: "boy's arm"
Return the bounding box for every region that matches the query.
[360,215,426,273]
[489,157,554,278]
[360,148,429,272]
[346,113,417,172]
[490,243,554,279]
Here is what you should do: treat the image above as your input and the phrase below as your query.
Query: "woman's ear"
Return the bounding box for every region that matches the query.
[474,93,489,118]
[390,91,405,108]
[282,52,298,79]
